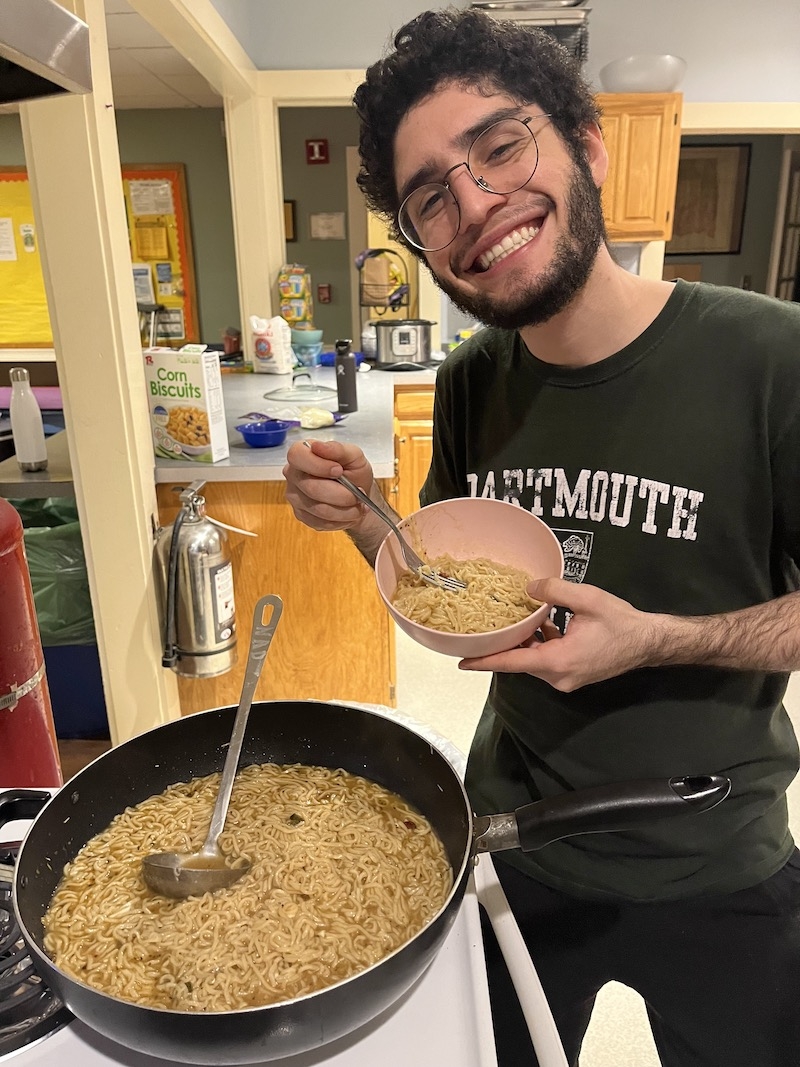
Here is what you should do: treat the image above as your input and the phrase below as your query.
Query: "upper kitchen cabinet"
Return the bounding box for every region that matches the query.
[597,93,683,242]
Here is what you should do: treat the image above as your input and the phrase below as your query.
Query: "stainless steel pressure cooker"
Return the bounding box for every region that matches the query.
[374,319,435,365]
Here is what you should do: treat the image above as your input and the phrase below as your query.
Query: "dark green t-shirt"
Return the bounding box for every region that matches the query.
[421,280,800,901]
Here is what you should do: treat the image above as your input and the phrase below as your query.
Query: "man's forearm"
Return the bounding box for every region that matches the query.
[650,590,800,673]
[346,482,402,567]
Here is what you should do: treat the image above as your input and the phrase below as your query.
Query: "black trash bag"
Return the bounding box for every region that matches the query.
[11,497,97,647]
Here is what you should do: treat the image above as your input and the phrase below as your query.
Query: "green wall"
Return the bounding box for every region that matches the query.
[279,106,361,344]
[0,109,239,344]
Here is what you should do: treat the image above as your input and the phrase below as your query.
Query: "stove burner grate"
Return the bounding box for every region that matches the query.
[0,852,72,1058]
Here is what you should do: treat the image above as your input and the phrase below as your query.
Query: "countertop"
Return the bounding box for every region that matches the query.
[156,364,436,483]
[0,363,438,498]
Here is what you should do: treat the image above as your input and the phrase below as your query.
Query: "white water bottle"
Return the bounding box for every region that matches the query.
[9,367,48,471]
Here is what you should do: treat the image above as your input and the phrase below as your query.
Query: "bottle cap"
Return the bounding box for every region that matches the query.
[9,367,30,384]
[334,338,353,354]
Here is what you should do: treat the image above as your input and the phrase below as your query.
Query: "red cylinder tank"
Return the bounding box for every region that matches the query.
[0,497,62,787]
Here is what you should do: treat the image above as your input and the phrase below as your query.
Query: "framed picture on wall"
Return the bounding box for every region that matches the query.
[665,144,751,256]
[284,200,297,242]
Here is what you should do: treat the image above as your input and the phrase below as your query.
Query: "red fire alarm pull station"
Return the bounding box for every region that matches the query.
[317,284,332,304]
[305,139,329,165]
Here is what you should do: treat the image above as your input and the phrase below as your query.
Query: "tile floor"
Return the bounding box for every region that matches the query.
[393,626,800,1067]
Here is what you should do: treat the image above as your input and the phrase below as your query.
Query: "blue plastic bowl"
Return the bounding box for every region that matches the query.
[293,341,324,367]
[235,420,292,447]
[291,328,323,346]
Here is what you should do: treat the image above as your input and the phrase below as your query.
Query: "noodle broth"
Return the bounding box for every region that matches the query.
[42,763,452,1013]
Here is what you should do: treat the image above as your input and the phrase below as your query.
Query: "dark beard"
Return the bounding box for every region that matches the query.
[432,156,606,330]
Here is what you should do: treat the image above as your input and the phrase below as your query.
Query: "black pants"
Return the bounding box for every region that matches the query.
[481,852,800,1067]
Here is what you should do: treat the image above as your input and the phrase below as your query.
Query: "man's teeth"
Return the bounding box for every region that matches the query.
[477,225,539,270]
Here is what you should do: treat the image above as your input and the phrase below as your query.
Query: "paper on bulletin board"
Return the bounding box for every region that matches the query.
[0,218,17,261]
[0,172,53,345]
[128,178,175,217]
[134,221,170,260]
[132,262,156,304]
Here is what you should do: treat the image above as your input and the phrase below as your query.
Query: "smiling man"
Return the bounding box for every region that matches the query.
[283,9,800,1066]
[392,88,605,331]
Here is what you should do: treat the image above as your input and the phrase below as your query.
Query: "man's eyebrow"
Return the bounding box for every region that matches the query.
[396,103,531,204]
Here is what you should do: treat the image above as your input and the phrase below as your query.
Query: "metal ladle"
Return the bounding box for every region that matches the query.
[142,594,283,899]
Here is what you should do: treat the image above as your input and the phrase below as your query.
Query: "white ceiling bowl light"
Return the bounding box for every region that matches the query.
[599,54,687,93]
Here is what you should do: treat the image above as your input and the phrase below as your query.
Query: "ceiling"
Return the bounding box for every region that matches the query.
[105,0,222,109]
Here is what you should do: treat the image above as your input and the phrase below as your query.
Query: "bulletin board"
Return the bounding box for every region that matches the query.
[0,167,52,346]
[122,164,198,344]
[0,162,199,348]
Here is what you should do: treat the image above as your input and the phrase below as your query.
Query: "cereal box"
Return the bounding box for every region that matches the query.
[143,345,229,463]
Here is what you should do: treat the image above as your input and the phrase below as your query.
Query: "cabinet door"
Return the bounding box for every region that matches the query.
[597,93,682,242]
[157,480,396,713]
[394,388,435,518]
[395,418,434,517]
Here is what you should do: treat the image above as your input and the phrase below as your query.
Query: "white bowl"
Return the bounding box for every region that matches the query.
[374,498,564,659]
[598,54,687,94]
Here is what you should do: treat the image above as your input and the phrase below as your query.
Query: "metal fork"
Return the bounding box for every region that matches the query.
[336,474,466,592]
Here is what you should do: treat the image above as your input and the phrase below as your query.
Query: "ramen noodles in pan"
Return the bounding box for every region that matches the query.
[43,763,452,1012]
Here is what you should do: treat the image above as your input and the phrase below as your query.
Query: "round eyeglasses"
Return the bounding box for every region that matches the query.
[397,114,548,253]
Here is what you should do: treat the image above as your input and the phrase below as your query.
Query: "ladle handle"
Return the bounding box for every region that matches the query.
[202,594,283,850]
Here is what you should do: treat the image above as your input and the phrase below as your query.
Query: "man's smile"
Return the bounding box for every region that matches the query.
[459,196,554,275]
[474,223,541,272]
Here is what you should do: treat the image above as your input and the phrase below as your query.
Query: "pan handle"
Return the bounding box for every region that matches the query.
[473,775,731,854]
[0,789,52,832]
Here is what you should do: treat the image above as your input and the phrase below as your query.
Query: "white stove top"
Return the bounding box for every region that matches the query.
[4,883,496,1067]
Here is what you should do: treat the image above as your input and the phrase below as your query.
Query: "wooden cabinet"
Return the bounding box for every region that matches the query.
[597,92,683,242]
[394,387,435,518]
[157,479,396,716]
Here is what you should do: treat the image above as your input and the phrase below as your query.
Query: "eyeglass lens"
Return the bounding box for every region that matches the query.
[399,117,540,252]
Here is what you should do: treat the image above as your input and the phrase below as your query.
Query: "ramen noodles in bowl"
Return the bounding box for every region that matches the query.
[375,498,565,658]
[42,763,452,1012]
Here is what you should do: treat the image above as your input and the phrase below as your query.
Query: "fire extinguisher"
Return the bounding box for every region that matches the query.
[154,481,253,678]
[0,498,62,787]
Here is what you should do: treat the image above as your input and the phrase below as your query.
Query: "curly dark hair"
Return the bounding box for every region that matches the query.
[353,7,600,247]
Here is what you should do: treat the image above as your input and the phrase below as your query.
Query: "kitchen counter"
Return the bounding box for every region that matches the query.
[0,431,74,499]
[156,364,437,482]
[0,364,438,498]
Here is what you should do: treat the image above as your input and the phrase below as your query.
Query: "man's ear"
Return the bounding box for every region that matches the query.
[583,122,609,187]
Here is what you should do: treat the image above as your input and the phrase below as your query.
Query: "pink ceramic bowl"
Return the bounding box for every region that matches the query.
[374,497,564,658]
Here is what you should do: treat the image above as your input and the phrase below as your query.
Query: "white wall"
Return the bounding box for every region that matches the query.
[209,0,800,104]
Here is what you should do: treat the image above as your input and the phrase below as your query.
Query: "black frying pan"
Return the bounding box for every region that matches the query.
[8,700,729,1064]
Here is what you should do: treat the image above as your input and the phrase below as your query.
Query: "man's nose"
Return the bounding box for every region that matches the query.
[450,166,508,232]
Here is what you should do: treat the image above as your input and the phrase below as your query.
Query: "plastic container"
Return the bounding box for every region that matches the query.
[291,328,323,347]
[293,341,324,367]
[9,367,48,471]
[235,420,292,447]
